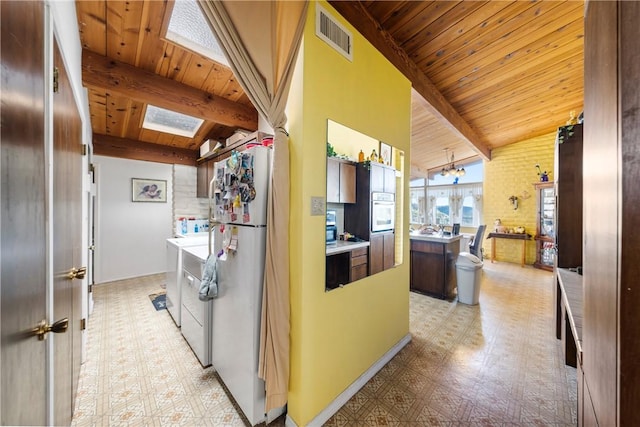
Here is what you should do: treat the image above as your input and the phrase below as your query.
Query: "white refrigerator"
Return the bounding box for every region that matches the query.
[210,146,270,426]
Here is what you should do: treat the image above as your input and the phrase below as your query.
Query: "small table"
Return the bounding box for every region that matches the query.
[486,232,532,267]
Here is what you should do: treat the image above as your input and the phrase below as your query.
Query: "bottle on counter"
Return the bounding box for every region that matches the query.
[358,150,365,162]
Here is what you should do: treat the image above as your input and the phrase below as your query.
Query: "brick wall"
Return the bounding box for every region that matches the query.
[172,164,209,233]
[483,132,555,265]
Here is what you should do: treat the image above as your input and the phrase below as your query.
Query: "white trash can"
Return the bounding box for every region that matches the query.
[456,252,483,305]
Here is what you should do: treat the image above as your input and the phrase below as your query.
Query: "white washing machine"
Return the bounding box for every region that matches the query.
[181,245,213,367]
[165,236,209,327]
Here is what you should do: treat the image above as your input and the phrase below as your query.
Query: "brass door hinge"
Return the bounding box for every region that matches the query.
[80,318,86,331]
[82,144,87,156]
[53,67,59,93]
[88,284,93,293]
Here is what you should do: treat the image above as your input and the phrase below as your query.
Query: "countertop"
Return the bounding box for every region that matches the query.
[409,232,463,243]
[326,240,370,255]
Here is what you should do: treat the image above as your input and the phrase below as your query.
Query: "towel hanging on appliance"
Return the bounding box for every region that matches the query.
[199,254,219,301]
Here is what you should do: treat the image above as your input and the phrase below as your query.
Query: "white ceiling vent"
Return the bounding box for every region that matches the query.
[316,5,353,62]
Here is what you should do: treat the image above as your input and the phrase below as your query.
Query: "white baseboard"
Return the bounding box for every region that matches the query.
[285,333,411,427]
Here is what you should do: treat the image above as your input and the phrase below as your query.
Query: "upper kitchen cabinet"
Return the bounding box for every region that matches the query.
[327,157,356,204]
[370,162,396,194]
[197,160,214,198]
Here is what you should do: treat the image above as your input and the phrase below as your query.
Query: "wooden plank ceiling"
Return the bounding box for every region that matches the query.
[76,0,584,175]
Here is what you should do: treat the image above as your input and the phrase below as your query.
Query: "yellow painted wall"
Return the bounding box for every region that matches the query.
[285,1,412,425]
[483,132,555,264]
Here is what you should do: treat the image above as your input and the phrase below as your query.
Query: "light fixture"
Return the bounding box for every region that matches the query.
[440,148,466,177]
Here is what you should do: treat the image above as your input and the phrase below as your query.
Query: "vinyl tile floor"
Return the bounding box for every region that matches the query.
[72,262,576,426]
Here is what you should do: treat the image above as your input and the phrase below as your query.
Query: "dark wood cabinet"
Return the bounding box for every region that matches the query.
[197,131,272,199]
[345,162,396,274]
[326,157,355,204]
[326,251,350,290]
[533,182,555,271]
[326,245,369,290]
[410,238,460,299]
[555,123,583,268]
[369,232,394,275]
[196,160,214,198]
[350,246,368,282]
[369,162,396,193]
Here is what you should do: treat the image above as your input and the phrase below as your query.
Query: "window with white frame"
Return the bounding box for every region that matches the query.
[410,161,483,227]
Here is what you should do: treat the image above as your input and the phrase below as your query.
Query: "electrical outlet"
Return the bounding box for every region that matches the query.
[310,196,325,216]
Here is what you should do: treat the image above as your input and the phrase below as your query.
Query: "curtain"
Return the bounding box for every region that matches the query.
[426,183,483,226]
[198,0,308,411]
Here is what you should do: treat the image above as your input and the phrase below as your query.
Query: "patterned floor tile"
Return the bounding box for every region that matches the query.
[73,263,576,426]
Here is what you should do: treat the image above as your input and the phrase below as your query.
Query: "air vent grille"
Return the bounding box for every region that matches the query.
[316,5,353,62]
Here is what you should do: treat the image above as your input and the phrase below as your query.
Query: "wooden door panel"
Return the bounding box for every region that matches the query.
[0,1,48,424]
[53,37,83,425]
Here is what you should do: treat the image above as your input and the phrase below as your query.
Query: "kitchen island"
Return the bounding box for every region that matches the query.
[410,233,461,299]
[326,240,370,290]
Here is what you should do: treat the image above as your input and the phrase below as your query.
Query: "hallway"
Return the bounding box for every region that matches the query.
[71,262,575,426]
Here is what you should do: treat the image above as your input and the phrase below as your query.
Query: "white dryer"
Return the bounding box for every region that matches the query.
[165,236,209,327]
[181,245,213,367]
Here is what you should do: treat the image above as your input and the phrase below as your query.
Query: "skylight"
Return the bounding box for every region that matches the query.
[142,105,204,138]
[166,0,229,66]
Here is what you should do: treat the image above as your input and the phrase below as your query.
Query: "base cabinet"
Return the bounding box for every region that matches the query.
[370,232,394,275]
[410,238,460,299]
[326,246,369,290]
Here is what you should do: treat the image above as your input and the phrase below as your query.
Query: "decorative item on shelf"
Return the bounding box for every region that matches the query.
[556,125,575,144]
[327,142,336,157]
[439,148,465,177]
[509,195,518,210]
[535,164,549,182]
[358,149,365,162]
[566,110,578,125]
[515,226,525,234]
[369,149,378,162]
[494,219,502,232]
[379,141,392,166]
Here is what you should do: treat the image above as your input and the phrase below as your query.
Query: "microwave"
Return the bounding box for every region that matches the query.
[326,225,337,244]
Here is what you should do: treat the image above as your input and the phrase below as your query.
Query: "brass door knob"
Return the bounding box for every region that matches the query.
[32,317,68,341]
[67,266,87,280]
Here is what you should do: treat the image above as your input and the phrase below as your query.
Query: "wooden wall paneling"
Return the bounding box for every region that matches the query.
[106,95,132,138]
[156,43,190,80]
[106,0,144,65]
[399,2,488,55]
[583,1,618,426]
[452,40,583,110]
[76,1,107,55]
[414,1,518,71]
[386,2,457,44]
[86,89,107,135]
[123,99,145,139]
[432,3,583,91]
[180,54,215,89]
[137,0,169,73]
[619,1,640,423]
[427,1,571,84]
[417,1,537,72]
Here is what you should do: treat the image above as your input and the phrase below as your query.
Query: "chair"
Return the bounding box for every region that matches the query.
[469,225,486,260]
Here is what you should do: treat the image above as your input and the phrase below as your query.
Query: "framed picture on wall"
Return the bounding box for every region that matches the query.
[379,141,392,166]
[132,178,167,202]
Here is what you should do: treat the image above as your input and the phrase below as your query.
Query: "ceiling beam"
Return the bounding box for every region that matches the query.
[82,49,258,131]
[328,1,491,161]
[93,133,198,166]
